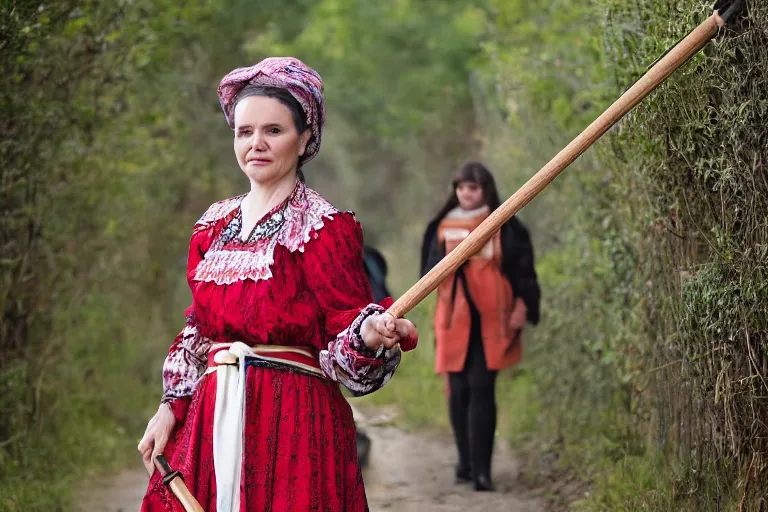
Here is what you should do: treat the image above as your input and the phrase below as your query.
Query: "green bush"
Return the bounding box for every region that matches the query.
[0,1,232,508]
[472,0,768,509]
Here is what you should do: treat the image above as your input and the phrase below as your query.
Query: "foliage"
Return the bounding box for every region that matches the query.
[0,0,240,508]
[366,0,768,509]
[469,0,768,509]
[247,0,493,282]
[1,0,490,507]
[595,0,767,507]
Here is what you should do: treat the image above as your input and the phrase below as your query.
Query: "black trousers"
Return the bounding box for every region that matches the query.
[448,306,498,478]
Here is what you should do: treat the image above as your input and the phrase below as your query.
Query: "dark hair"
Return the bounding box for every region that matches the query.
[233,85,311,178]
[433,161,502,220]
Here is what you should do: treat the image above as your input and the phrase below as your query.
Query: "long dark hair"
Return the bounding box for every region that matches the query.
[433,161,502,220]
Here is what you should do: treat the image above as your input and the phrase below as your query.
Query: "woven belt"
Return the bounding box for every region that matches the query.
[204,342,324,378]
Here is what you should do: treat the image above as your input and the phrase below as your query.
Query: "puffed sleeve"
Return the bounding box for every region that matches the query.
[159,222,216,423]
[303,212,417,397]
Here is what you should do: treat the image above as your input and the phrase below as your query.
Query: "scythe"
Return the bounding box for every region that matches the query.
[389,0,746,326]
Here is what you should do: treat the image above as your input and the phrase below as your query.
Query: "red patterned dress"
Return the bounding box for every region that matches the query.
[140,181,412,511]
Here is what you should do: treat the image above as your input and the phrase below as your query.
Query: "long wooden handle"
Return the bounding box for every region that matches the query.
[154,455,206,512]
[169,478,206,512]
[388,11,723,319]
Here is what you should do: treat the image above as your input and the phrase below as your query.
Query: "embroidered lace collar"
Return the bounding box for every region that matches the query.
[193,181,339,284]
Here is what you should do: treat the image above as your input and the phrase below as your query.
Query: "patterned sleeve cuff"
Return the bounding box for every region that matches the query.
[348,304,388,357]
[319,304,402,397]
[161,324,209,410]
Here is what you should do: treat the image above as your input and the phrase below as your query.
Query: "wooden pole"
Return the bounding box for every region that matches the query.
[154,455,206,512]
[388,11,724,320]
[168,479,206,512]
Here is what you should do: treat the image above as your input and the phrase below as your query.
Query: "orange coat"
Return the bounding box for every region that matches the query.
[433,207,527,373]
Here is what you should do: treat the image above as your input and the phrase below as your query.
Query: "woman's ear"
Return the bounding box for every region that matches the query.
[298,129,312,156]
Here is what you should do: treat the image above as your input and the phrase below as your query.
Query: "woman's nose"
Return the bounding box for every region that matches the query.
[251,132,267,150]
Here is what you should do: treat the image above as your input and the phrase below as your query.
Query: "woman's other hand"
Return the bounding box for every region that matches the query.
[361,312,417,352]
[138,403,176,476]
[508,297,528,332]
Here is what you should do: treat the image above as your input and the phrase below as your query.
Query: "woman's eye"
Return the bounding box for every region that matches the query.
[238,130,252,137]
[269,127,281,134]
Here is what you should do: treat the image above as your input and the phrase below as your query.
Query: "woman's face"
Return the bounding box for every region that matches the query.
[456,181,485,210]
[233,95,311,185]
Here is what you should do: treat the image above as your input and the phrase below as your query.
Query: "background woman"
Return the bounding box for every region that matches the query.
[420,161,539,491]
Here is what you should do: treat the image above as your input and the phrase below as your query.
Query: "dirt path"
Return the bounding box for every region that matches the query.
[363,425,543,512]
[77,409,543,512]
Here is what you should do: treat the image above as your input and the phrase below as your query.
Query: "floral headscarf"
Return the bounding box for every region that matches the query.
[218,57,326,165]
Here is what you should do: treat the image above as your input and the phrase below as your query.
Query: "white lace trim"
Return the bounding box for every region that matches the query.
[192,184,342,285]
[195,194,246,225]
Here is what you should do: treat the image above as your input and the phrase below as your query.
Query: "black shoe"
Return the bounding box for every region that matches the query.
[455,465,472,484]
[473,473,495,492]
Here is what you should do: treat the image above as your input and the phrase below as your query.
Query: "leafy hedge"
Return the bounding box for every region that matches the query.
[476,0,768,509]
[1,1,236,508]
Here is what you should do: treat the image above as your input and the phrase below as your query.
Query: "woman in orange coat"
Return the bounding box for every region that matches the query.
[420,162,540,491]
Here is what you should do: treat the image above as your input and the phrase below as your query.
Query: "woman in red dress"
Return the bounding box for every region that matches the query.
[138,57,418,512]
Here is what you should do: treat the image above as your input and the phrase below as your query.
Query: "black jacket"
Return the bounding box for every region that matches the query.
[420,214,540,325]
